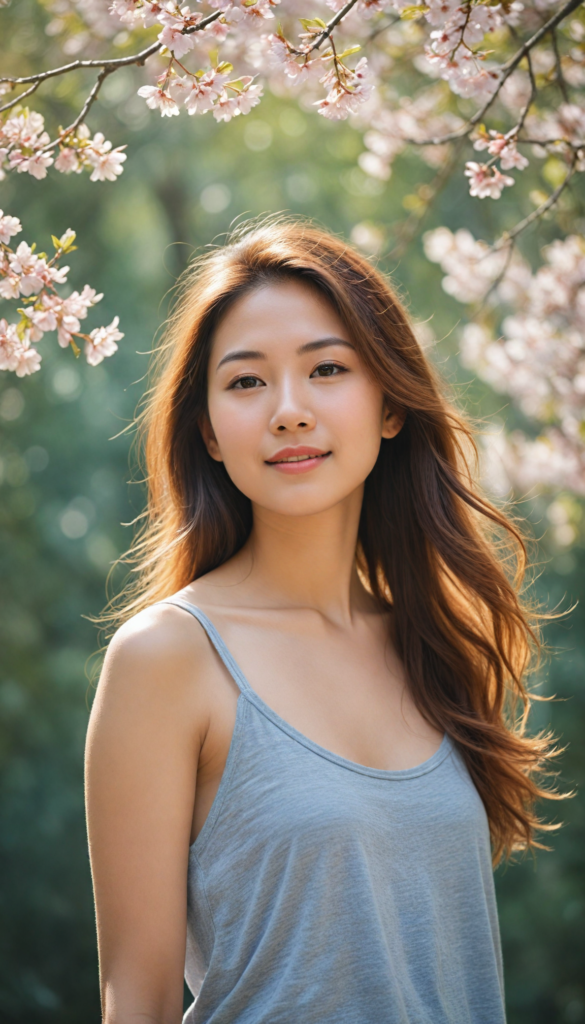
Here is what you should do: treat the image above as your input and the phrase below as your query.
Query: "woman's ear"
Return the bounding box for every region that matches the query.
[381,406,406,440]
[199,414,223,461]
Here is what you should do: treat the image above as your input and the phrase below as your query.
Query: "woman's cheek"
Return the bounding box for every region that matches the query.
[330,384,385,465]
[212,399,265,477]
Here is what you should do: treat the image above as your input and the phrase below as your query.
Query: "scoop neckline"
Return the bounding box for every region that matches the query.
[168,596,454,782]
[243,688,453,780]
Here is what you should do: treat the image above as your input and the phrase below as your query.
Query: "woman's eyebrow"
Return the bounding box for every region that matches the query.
[297,337,355,354]
[216,349,266,370]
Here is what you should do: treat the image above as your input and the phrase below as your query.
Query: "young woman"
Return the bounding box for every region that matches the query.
[86,218,557,1024]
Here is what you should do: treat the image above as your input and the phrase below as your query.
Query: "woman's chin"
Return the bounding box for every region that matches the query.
[250,489,363,521]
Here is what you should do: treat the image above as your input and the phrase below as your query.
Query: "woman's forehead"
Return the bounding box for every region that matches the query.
[211,280,350,356]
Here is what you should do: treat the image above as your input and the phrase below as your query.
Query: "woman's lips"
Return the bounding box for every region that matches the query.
[265,446,331,475]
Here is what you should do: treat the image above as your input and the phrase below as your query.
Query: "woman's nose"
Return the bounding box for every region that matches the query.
[268,380,316,434]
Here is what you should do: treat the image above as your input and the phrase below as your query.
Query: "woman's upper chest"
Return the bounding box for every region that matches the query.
[197,604,443,776]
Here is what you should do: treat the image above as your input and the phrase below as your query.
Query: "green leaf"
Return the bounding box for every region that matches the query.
[59,230,77,252]
[400,4,429,18]
[299,17,327,30]
[70,338,81,358]
[336,45,361,60]
[52,235,63,250]
[216,61,234,75]
[16,319,29,342]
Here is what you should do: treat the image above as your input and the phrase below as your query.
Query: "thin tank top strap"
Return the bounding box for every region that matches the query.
[160,596,253,697]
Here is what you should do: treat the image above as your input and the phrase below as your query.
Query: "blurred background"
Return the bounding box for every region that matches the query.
[1,2,584,1022]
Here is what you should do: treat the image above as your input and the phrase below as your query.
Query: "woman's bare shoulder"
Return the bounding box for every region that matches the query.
[94,597,217,715]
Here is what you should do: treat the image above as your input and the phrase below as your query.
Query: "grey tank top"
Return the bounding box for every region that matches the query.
[163,597,506,1024]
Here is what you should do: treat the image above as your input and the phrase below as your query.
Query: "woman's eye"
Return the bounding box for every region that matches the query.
[311,363,346,378]
[231,376,263,390]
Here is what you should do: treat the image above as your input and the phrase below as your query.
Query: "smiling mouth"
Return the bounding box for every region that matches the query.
[268,452,331,464]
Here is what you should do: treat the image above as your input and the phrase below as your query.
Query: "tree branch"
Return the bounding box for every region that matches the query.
[0,9,224,86]
[0,80,40,114]
[288,0,362,58]
[519,137,585,148]
[404,0,584,147]
[477,240,516,311]
[551,28,570,103]
[513,48,536,138]
[43,67,115,153]
[307,0,363,54]
[491,152,579,251]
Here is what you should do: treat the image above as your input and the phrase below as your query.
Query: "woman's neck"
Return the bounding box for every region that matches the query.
[225,485,371,626]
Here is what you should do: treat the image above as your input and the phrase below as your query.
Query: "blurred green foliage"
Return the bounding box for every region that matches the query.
[1,2,584,1021]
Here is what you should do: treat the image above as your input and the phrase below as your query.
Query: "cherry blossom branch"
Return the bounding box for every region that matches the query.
[0,8,224,85]
[305,0,363,55]
[499,0,583,75]
[513,50,536,139]
[43,68,114,154]
[405,0,584,147]
[0,220,123,375]
[491,152,579,251]
[424,225,585,497]
[551,28,570,103]
[478,240,516,310]
[0,81,40,115]
[519,137,585,148]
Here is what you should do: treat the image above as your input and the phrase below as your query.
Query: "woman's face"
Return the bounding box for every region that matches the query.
[202,279,403,518]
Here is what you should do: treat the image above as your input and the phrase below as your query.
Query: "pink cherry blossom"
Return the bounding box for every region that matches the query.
[240,0,280,19]
[29,294,63,336]
[9,149,54,180]
[58,313,84,348]
[1,204,117,373]
[137,84,180,116]
[84,132,128,181]
[110,0,163,28]
[0,211,22,244]
[232,80,263,116]
[0,319,20,372]
[464,161,514,199]
[11,339,43,377]
[169,70,228,114]
[55,147,83,174]
[0,273,20,300]
[212,79,263,122]
[473,130,529,171]
[85,316,124,366]
[157,4,199,58]
[424,0,463,27]
[0,110,47,147]
[0,321,42,376]
[499,142,529,171]
[66,285,104,317]
[8,243,47,296]
[316,58,373,121]
[425,227,585,495]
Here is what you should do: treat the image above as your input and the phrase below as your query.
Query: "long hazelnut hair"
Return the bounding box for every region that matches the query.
[101,216,562,863]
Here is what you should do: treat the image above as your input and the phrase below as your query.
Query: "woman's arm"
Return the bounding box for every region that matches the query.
[85,606,210,1024]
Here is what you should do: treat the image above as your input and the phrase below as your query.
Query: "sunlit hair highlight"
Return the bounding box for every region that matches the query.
[99,214,564,864]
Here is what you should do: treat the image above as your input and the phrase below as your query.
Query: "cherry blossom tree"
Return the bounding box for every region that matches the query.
[1,0,584,495]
